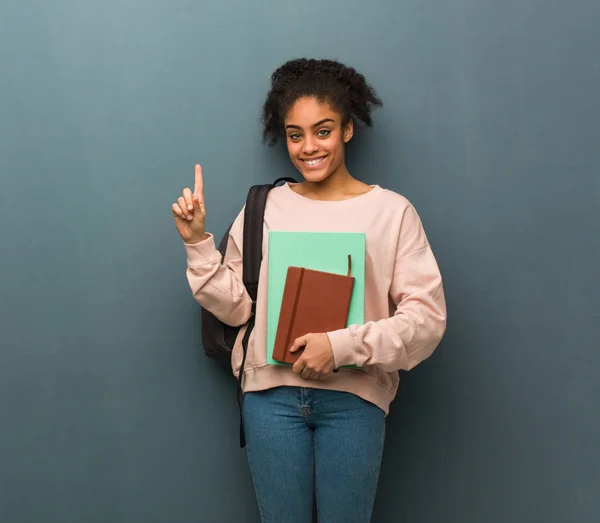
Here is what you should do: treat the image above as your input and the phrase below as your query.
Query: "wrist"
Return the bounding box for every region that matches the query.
[186,232,209,245]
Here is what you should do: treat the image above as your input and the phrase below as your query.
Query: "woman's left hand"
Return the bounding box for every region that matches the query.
[290,333,336,380]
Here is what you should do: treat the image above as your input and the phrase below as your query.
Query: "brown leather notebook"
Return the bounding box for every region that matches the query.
[272,255,355,364]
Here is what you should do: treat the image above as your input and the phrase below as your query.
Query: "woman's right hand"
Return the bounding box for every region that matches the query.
[172,164,207,244]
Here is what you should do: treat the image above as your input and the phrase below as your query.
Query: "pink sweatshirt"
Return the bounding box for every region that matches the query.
[184,182,446,414]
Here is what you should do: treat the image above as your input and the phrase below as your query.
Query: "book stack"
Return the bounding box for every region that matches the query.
[266,231,366,366]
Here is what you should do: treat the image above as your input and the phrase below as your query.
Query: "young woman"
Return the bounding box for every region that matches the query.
[172,58,446,523]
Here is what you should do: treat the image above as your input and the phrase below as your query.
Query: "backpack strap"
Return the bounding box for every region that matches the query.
[236,176,296,447]
[242,184,272,302]
[242,177,297,296]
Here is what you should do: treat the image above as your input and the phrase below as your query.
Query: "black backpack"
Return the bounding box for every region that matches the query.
[199,176,297,447]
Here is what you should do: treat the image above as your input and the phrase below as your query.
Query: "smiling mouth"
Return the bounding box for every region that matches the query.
[301,156,328,167]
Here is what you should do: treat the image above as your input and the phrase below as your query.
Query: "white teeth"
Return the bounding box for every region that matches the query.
[304,157,326,166]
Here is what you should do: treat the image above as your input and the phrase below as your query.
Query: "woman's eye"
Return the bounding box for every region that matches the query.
[317,129,331,137]
[289,133,301,140]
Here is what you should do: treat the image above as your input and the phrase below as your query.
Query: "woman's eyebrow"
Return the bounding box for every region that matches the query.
[285,118,335,130]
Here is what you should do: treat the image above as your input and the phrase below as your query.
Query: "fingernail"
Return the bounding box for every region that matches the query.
[187,205,193,211]
[187,215,193,221]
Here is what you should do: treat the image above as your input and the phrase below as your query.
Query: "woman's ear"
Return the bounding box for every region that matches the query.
[343,119,354,143]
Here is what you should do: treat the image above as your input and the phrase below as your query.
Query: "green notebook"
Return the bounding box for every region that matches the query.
[266,231,366,365]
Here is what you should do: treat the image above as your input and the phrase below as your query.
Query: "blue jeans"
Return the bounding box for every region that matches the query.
[243,386,386,523]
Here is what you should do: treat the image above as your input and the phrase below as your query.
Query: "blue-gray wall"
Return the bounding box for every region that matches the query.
[1,1,598,521]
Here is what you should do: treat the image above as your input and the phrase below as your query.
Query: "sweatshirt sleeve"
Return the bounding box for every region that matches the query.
[326,204,447,372]
[184,210,253,328]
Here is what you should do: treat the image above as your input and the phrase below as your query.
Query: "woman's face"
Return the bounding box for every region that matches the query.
[284,97,353,183]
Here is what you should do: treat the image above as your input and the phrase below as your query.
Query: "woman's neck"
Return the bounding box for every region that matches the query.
[292,166,373,202]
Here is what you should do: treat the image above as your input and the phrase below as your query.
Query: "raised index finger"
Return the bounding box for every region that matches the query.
[194,164,204,197]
